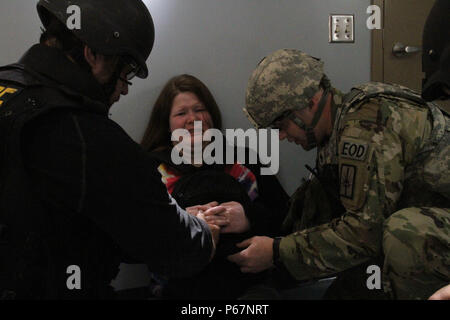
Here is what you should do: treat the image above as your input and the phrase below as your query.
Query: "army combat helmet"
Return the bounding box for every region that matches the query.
[244,49,331,149]
[422,0,450,101]
[37,0,155,79]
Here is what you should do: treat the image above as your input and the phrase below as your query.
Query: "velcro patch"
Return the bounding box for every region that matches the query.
[0,83,22,107]
[340,164,356,199]
[340,140,368,161]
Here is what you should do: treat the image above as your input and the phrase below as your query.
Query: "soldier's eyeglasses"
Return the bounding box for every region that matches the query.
[269,110,307,131]
[269,111,291,129]
[119,57,140,86]
[119,76,133,86]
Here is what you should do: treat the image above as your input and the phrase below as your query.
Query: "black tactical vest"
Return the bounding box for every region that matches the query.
[0,64,119,299]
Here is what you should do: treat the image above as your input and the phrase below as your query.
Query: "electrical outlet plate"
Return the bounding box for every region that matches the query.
[329,14,354,43]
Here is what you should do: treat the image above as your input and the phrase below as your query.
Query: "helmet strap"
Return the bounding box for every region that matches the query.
[292,87,330,150]
[101,59,125,105]
[289,116,317,150]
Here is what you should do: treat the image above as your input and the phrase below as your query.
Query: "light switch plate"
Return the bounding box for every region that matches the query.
[329,14,354,43]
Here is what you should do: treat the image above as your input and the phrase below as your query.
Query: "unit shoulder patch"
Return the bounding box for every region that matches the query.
[0,83,23,107]
[340,164,356,199]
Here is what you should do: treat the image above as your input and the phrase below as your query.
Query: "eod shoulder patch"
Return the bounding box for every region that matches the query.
[340,139,368,161]
[338,137,374,211]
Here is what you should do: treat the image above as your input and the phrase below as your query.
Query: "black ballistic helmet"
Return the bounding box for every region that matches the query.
[421,0,450,101]
[37,0,155,79]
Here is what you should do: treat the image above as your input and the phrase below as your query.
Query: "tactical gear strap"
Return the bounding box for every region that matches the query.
[310,87,330,128]
[330,94,338,128]
[272,237,283,268]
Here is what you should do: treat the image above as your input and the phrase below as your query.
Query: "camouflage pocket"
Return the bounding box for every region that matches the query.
[285,176,343,232]
[282,178,310,233]
[422,129,450,200]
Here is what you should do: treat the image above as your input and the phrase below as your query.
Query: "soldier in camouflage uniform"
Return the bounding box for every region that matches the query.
[227,48,449,300]
[417,0,450,300]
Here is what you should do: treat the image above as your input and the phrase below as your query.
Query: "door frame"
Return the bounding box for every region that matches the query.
[370,0,384,82]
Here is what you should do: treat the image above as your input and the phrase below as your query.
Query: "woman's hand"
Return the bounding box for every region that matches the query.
[204,201,250,234]
[185,201,219,216]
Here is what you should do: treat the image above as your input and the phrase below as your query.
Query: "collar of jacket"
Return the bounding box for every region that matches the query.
[316,88,346,168]
[330,87,345,127]
[18,44,110,113]
[149,148,227,175]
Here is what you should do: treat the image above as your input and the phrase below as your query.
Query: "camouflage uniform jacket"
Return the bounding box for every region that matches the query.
[279,82,449,281]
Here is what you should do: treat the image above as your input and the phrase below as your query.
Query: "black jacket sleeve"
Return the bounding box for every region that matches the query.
[244,161,290,237]
[23,110,213,278]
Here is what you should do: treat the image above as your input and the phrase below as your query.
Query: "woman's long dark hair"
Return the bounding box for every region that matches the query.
[141,74,222,151]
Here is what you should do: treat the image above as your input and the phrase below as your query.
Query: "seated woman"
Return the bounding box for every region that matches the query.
[141,74,289,299]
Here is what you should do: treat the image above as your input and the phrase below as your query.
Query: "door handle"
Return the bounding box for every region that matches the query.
[392,42,421,57]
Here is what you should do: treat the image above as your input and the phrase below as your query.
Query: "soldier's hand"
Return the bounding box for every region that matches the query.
[429,284,450,300]
[227,236,274,273]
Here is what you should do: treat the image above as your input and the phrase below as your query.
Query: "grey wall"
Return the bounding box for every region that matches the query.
[0,0,371,290]
[113,0,371,196]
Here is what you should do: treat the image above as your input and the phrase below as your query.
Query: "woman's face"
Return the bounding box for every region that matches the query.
[169,92,213,135]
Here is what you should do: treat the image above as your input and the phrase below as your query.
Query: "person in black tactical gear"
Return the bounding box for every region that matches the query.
[421,0,450,102]
[421,0,450,300]
[0,0,218,299]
